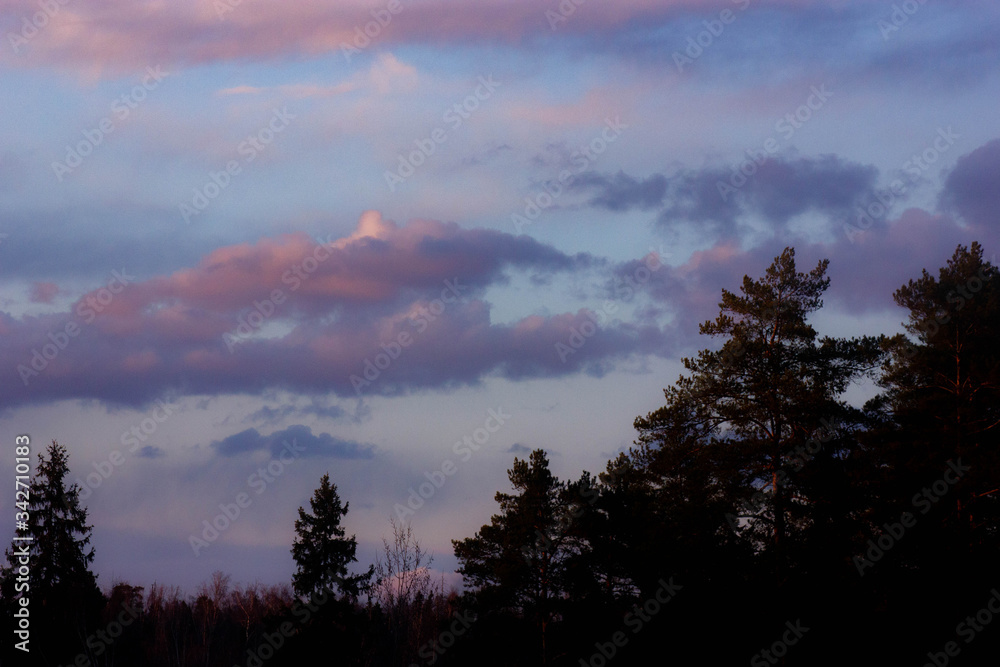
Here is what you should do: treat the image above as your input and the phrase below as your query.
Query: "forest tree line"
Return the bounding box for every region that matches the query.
[3,242,999,666]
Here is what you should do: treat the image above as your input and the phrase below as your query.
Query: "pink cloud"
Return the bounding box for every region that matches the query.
[29,281,60,304]
[2,0,778,75]
[0,212,654,408]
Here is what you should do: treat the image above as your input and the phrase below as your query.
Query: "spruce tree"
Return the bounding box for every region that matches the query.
[291,473,371,599]
[1,440,102,664]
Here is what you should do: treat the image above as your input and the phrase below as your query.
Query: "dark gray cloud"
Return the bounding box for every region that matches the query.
[573,171,668,211]
[136,445,165,459]
[211,425,375,459]
[212,429,263,456]
[629,155,880,240]
[657,165,744,235]
[745,156,878,225]
[460,143,513,168]
[940,138,1000,231]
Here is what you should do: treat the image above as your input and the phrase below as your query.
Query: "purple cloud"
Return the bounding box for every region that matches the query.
[940,138,1000,232]
[655,155,879,239]
[573,171,668,211]
[0,213,658,408]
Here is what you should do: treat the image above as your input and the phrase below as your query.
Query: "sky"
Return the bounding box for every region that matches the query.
[0,0,998,593]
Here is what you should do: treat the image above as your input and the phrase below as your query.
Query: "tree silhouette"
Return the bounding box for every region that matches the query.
[453,449,570,666]
[1,440,102,665]
[2,245,997,666]
[865,242,1000,579]
[634,248,882,574]
[291,473,371,600]
[371,517,443,665]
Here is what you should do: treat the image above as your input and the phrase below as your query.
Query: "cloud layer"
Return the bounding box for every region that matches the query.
[2,211,667,407]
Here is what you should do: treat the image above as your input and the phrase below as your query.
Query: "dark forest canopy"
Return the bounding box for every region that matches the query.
[3,243,998,666]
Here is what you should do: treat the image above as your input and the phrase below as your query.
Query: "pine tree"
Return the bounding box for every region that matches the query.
[634,248,882,568]
[291,473,371,599]
[875,242,1000,552]
[452,449,570,665]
